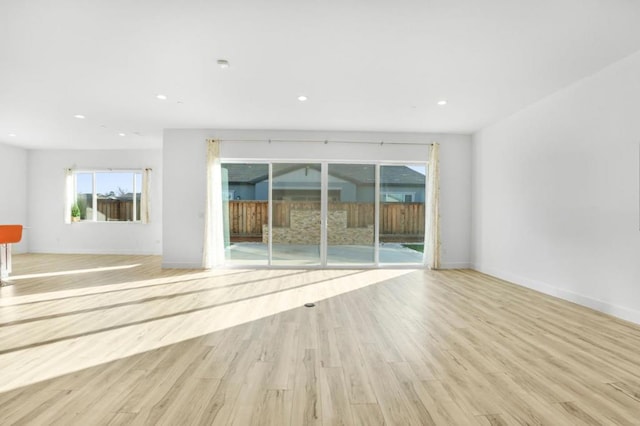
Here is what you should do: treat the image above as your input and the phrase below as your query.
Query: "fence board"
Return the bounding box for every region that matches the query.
[96,199,139,221]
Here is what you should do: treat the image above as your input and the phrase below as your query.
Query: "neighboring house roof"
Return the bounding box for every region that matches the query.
[96,192,141,200]
[223,164,270,184]
[223,164,425,185]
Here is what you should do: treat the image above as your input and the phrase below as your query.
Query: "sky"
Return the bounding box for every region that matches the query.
[77,172,141,195]
[407,165,426,175]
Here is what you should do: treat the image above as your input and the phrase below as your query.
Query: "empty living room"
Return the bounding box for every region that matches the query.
[1,1,640,424]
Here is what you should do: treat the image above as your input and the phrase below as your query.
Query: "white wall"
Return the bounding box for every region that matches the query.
[28,150,163,255]
[163,129,472,268]
[0,143,29,253]
[472,50,640,323]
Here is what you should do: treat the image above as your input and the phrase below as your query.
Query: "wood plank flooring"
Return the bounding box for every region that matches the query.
[1,254,640,425]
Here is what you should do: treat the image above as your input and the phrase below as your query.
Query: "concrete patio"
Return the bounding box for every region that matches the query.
[224,242,424,266]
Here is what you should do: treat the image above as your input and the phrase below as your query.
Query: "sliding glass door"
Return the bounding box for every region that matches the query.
[379,164,426,264]
[326,163,376,265]
[271,163,322,266]
[219,161,427,267]
[221,163,269,265]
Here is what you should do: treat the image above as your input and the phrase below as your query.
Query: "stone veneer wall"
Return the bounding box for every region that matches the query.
[262,210,374,245]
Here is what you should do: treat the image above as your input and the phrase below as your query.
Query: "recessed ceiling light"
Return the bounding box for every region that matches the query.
[217,59,230,68]
[118,133,126,137]
[437,100,448,106]
[156,94,167,100]
[298,95,308,102]
[74,114,86,119]
[8,133,16,137]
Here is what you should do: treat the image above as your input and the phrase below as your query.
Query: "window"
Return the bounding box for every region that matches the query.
[216,162,427,267]
[222,189,236,200]
[381,192,415,202]
[74,171,144,222]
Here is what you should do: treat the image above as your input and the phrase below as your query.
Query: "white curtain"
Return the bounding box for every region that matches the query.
[141,168,151,224]
[203,139,225,268]
[64,168,74,224]
[424,143,441,269]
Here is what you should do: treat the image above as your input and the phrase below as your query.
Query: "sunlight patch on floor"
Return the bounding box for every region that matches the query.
[0,268,255,306]
[0,268,415,392]
[7,263,142,280]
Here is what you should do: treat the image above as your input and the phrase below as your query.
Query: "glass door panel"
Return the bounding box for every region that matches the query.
[221,163,269,265]
[271,163,322,266]
[379,164,426,264]
[326,164,375,265]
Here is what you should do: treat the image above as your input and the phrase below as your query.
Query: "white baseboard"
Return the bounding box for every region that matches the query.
[472,263,640,326]
[161,261,472,270]
[440,261,471,269]
[161,262,204,269]
[28,248,161,256]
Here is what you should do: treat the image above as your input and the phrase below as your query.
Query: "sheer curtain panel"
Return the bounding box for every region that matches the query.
[203,139,225,268]
[424,143,441,269]
[141,168,151,224]
[64,168,73,225]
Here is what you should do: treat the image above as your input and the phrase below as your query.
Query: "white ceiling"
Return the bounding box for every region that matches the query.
[2,0,640,149]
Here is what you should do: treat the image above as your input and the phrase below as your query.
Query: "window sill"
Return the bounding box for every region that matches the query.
[68,221,147,225]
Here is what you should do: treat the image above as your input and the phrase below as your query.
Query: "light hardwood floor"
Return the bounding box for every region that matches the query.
[1,254,640,425]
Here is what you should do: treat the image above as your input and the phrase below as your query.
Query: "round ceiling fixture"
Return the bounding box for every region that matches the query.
[437,100,448,106]
[298,95,308,102]
[217,59,230,68]
[74,114,86,119]
[156,94,168,100]
[118,133,126,137]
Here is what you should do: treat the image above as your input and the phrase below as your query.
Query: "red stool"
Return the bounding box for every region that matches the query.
[0,225,23,286]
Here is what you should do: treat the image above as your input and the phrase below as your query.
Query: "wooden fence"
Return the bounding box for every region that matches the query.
[227,200,268,237]
[226,200,424,240]
[96,199,139,221]
[380,202,425,237]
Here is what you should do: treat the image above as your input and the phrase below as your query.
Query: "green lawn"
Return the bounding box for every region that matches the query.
[402,244,424,253]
